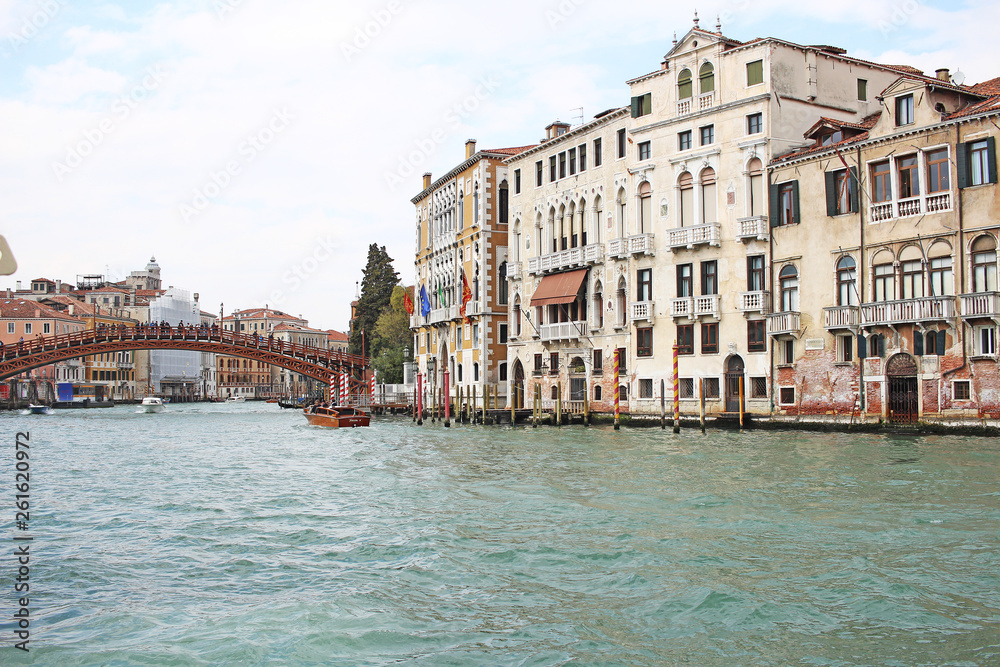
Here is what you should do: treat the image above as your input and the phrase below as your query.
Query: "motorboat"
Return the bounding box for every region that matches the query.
[27,404,53,415]
[226,395,246,403]
[140,397,165,413]
[303,405,371,428]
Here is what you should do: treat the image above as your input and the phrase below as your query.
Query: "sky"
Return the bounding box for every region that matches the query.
[1,0,997,332]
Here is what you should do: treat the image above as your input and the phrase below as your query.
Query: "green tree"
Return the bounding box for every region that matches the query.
[350,244,399,358]
[371,286,413,384]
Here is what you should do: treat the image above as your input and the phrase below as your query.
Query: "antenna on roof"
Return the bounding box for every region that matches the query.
[716,15,721,33]
[672,31,677,47]
[570,107,584,127]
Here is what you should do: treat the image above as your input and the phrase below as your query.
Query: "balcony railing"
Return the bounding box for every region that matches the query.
[539,320,587,342]
[670,295,719,319]
[738,291,770,314]
[860,296,955,326]
[671,297,693,318]
[666,223,721,250]
[698,91,714,110]
[767,311,800,336]
[527,243,604,275]
[427,305,459,325]
[736,216,769,241]
[824,305,859,330]
[464,300,483,317]
[507,261,521,280]
[677,92,714,115]
[960,292,1000,319]
[677,99,691,115]
[870,192,953,223]
[630,301,654,322]
[609,233,655,259]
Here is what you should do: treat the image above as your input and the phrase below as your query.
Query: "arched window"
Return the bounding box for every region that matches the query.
[594,385,602,401]
[458,364,463,382]
[548,208,557,253]
[837,256,858,306]
[699,62,715,94]
[747,158,764,217]
[593,280,604,329]
[558,204,568,250]
[512,219,521,262]
[473,184,480,226]
[638,181,652,234]
[498,179,508,225]
[498,261,508,305]
[700,167,717,224]
[678,68,692,99]
[593,195,603,244]
[616,276,627,327]
[928,242,953,296]
[678,172,694,227]
[458,192,464,231]
[577,198,587,246]
[972,235,998,292]
[551,385,558,400]
[473,363,479,382]
[514,296,522,337]
[779,265,799,311]
[568,201,577,248]
[616,188,627,238]
[899,246,924,299]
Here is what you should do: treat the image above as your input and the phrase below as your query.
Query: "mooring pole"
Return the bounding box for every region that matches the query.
[416,373,423,425]
[614,348,621,431]
[510,383,515,425]
[660,379,666,429]
[673,343,680,434]
[739,375,745,433]
[444,369,450,427]
[533,384,539,428]
[584,382,590,426]
[556,381,562,427]
[699,377,705,434]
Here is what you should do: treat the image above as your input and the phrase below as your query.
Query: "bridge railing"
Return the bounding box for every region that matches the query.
[0,325,368,368]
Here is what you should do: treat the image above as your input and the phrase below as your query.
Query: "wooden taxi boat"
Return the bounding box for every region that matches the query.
[303,405,371,428]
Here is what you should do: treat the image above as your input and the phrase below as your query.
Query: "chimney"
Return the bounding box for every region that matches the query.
[69,305,74,315]
[465,139,477,159]
[936,68,950,81]
[55,279,62,293]
[422,172,432,189]
[16,281,21,291]
[34,309,40,318]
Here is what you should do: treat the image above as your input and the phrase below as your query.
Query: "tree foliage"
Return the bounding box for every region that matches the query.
[350,244,399,358]
[371,286,413,384]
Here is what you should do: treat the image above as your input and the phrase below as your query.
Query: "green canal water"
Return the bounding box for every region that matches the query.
[1,402,998,665]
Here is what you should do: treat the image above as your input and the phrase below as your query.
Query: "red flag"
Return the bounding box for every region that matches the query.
[460,271,473,323]
[403,288,414,315]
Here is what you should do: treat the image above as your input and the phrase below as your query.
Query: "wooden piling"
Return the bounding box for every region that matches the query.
[556,381,562,426]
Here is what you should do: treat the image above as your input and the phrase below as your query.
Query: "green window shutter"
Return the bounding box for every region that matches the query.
[956,142,969,188]
[987,136,998,184]
[825,171,838,217]
[631,96,640,118]
[849,167,860,212]
[937,330,947,355]
[858,334,867,359]
[914,330,924,356]
[769,182,780,227]
[791,180,800,225]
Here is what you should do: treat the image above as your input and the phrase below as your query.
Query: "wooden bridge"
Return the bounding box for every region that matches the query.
[0,325,369,383]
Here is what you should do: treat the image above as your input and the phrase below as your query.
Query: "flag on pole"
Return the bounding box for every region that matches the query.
[403,287,414,315]
[437,282,445,308]
[460,270,473,323]
[419,285,431,316]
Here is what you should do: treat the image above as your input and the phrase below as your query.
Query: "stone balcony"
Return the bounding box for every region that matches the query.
[507,261,522,280]
[860,296,955,327]
[527,243,604,275]
[666,223,721,250]
[427,305,459,326]
[608,233,655,259]
[539,320,587,342]
[767,311,800,336]
[738,290,770,315]
[869,192,952,223]
[676,92,714,116]
[960,292,1000,321]
[670,294,720,320]
[464,300,483,317]
[824,305,859,331]
[630,300,654,323]
[736,216,769,241]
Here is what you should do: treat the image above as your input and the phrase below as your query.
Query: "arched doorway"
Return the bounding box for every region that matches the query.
[886,353,918,424]
[511,359,525,409]
[725,355,745,413]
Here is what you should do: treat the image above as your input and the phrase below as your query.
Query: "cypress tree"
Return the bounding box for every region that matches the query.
[350,244,399,358]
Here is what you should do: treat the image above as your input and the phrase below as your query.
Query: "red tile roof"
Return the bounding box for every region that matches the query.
[0,298,83,321]
[327,329,349,342]
[484,145,537,157]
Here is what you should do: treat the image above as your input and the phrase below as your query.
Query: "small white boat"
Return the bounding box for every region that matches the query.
[226,395,246,403]
[140,397,165,413]
[27,404,53,415]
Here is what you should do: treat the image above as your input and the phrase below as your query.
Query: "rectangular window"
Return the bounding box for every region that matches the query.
[679,377,694,399]
[701,260,718,295]
[748,255,765,291]
[514,169,521,194]
[637,268,652,302]
[593,138,602,167]
[701,322,718,354]
[631,92,652,118]
[748,320,766,352]
[930,256,954,296]
[534,353,543,375]
[779,387,795,405]
[549,156,557,183]
[579,144,587,171]
[536,161,543,187]
[901,260,924,299]
[593,348,602,372]
[703,377,720,399]
[550,352,559,374]
[677,324,694,355]
[837,334,853,362]
[617,347,627,374]
[857,79,868,101]
[826,168,858,215]
[779,339,795,365]
[617,129,627,159]
[747,112,762,135]
[976,326,997,356]
[897,155,920,199]
[750,376,767,399]
[874,264,895,301]
[638,141,651,161]
[896,94,914,126]
[636,327,652,357]
[700,125,714,146]
[639,378,653,398]
[969,140,995,186]
[678,130,692,151]
[7,322,13,334]
[43,323,50,334]
[24,323,32,334]
[953,380,971,401]
[747,60,763,86]
[569,148,577,175]
[499,323,508,344]
[872,161,892,202]
[456,327,463,350]
[677,263,693,297]
[559,152,567,179]
[926,148,949,192]
[778,183,795,225]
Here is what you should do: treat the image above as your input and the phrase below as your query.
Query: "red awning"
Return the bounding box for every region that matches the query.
[529,269,588,307]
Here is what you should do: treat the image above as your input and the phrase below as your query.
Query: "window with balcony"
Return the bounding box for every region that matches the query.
[677,324,693,355]
[700,125,714,146]
[699,62,714,94]
[972,235,998,292]
[631,92,652,118]
[895,94,914,126]
[873,262,895,301]
[747,112,762,135]
[637,268,652,302]
[770,181,798,227]
[837,256,858,306]
[636,327,652,357]
[872,161,892,202]
[926,149,949,193]
[617,129,627,159]
[701,167,717,224]
[677,263,693,297]
[638,181,652,233]
[678,68,692,99]
[638,141,651,161]
[702,322,718,354]
[897,155,920,199]
[746,60,763,86]
[975,325,996,356]
[826,168,858,215]
[748,255,765,291]
[678,130,692,151]
[929,253,953,296]
[701,260,718,295]
[748,158,764,217]
[679,171,694,226]
[900,258,924,299]
[593,138,602,167]
[779,265,798,311]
